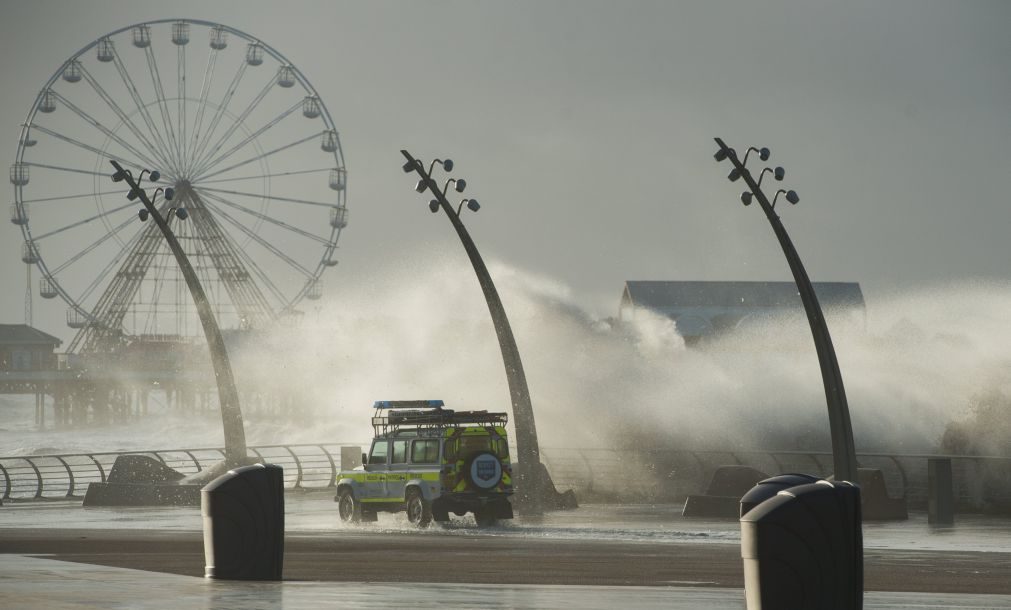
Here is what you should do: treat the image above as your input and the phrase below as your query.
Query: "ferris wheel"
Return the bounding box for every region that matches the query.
[10,19,347,353]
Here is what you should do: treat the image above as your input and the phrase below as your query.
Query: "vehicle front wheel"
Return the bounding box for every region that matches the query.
[405,488,432,529]
[337,488,362,524]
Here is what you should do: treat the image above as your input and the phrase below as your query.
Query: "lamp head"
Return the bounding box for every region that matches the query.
[759,147,770,162]
[786,190,799,204]
[774,167,785,181]
[149,170,161,182]
[466,198,480,212]
[741,192,753,206]
[429,199,440,213]
[127,189,139,201]
[455,179,467,193]
[165,187,175,201]
[402,160,416,173]
[415,179,428,193]
[442,159,453,172]
[714,148,728,162]
[111,168,128,183]
[175,207,188,220]
[138,208,149,222]
[728,168,741,182]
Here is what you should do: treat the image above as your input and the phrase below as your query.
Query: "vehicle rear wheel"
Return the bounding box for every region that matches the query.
[405,488,432,528]
[337,488,362,524]
[474,507,498,527]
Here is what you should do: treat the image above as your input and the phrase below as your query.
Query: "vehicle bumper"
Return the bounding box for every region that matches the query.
[432,492,513,520]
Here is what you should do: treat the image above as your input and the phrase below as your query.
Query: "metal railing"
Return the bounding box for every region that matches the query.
[540,448,1011,511]
[2,444,1009,511]
[0,444,354,501]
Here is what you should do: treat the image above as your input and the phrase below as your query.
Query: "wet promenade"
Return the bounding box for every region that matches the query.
[2,493,1010,608]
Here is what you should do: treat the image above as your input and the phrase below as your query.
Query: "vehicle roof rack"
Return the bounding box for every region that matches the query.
[370,400,507,436]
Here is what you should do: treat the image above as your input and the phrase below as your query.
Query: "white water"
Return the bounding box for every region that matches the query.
[2,253,1010,458]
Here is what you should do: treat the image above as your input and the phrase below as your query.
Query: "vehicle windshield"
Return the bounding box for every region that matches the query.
[368,440,388,465]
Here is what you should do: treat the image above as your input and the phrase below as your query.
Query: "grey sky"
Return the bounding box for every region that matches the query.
[2,0,1010,342]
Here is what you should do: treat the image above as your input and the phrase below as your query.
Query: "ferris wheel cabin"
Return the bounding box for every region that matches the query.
[38,90,56,114]
[39,277,58,300]
[246,42,264,66]
[171,21,190,45]
[132,25,151,48]
[329,205,348,229]
[10,204,28,226]
[10,163,29,186]
[321,130,339,152]
[21,241,40,265]
[210,26,228,50]
[96,37,114,62]
[277,65,296,88]
[62,60,82,83]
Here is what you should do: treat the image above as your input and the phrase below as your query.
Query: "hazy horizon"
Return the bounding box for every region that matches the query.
[1,1,1009,343]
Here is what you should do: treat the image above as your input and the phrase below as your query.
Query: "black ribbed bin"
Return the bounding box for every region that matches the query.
[740,480,862,610]
[202,463,284,580]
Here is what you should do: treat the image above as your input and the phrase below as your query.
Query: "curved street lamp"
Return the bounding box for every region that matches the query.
[110,159,248,467]
[712,138,858,483]
[400,149,548,513]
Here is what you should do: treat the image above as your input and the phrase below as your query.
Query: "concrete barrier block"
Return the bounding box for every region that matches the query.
[928,458,954,525]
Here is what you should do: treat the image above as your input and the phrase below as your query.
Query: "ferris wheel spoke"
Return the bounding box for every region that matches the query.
[26,161,119,179]
[32,201,136,241]
[22,190,131,204]
[177,46,186,179]
[110,49,178,175]
[189,61,249,173]
[197,167,330,185]
[181,201,288,307]
[77,217,168,331]
[188,47,219,165]
[197,185,337,209]
[29,123,149,174]
[76,227,147,305]
[191,101,301,178]
[194,187,331,245]
[111,48,174,167]
[48,91,169,174]
[227,239,289,308]
[79,64,173,172]
[143,45,183,174]
[141,258,171,332]
[195,131,321,181]
[49,214,138,276]
[199,197,315,278]
[191,74,277,176]
[230,245,289,308]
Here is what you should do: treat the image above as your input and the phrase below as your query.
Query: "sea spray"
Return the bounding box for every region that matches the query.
[2,254,1010,461]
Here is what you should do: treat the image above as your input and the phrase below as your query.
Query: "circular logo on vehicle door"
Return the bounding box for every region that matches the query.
[468,452,503,489]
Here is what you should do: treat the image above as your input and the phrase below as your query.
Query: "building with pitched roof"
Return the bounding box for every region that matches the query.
[0,324,62,371]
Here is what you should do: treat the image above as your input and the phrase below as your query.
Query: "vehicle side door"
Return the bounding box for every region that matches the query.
[410,438,441,497]
[364,439,389,500]
[386,439,410,501]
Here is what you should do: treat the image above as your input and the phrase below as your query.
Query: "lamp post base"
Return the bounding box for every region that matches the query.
[512,460,579,515]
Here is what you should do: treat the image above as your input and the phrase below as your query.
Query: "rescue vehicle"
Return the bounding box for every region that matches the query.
[334,400,514,527]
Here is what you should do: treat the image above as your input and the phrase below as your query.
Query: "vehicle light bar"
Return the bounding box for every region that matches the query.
[373,400,445,410]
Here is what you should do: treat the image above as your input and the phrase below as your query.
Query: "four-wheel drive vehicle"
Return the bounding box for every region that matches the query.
[334,400,514,528]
